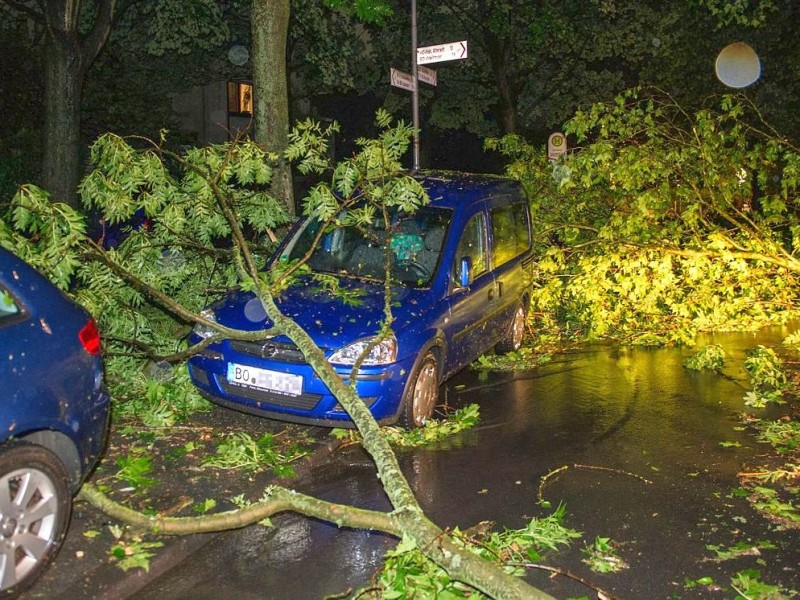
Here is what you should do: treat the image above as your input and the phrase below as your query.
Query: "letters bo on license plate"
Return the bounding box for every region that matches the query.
[227,363,303,397]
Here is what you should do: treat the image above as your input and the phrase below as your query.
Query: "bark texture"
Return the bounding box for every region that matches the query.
[40,0,116,207]
[251,0,294,214]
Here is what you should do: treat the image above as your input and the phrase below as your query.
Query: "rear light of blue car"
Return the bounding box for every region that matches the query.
[79,317,102,355]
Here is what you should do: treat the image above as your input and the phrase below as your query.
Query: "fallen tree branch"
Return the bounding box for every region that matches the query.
[538,464,652,505]
[78,483,401,537]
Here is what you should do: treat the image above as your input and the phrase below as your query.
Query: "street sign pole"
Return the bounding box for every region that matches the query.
[411,0,420,171]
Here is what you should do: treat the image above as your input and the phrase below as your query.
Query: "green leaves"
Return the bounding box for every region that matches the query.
[493,90,800,347]
[323,0,393,25]
[730,568,794,600]
[0,185,88,289]
[202,432,307,477]
[685,344,726,371]
[744,346,787,407]
[109,533,164,573]
[115,450,155,491]
[581,536,629,573]
[370,504,582,597]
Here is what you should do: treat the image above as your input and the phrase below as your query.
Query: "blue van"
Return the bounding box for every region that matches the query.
[188,172,533,427]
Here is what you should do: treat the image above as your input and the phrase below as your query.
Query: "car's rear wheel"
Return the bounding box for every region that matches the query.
[400,351,440,428]
[496,303,526,354]
[0,443,71,594]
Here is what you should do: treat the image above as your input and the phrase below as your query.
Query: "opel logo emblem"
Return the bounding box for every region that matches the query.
[261,342,278,357]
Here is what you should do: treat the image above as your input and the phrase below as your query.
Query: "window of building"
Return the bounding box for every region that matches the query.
[227,81,253,116]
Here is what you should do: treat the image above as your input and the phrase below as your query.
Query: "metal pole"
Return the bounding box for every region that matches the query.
[411,0,420,171]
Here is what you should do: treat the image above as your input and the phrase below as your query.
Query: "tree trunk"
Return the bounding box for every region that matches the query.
[42,35,84,207]
[486,33,517,135]
[252,0,295,215]
[38,0,116,208]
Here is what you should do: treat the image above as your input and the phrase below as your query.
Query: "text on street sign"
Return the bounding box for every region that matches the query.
[390,68,416,92]
[417,40,468,65]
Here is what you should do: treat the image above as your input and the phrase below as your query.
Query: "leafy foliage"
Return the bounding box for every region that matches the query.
[114,450,156,492]
[323,0,393,25]
[367,504,581,597]
[202,432,307,477]
[744,346,788,407]
[491,90,800,346]
[108,528,165,573]
[705,540,776,561]
[685,344,727,371]
[333,404,481,448]
[696,0,778,28]
[110,364,213,427]
[581,536,629,573]
[755,419,800,455]
[730,568,797,599]
[0,132,300,423]
[474,348,552,372]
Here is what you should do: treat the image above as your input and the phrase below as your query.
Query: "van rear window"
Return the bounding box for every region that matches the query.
[490,202,531,267]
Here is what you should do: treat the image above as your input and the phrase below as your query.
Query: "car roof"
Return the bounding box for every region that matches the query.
[413,170,523,210]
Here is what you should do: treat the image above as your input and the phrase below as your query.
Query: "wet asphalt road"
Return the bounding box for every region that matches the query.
[133,327,800,599]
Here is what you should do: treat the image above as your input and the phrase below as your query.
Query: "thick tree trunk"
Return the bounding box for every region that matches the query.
[42,36,84,207]
[486,34,517,135]
[38,0,115,207]
[252,0,295,215]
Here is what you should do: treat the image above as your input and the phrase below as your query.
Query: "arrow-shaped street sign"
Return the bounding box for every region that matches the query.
[390,68,416,92]
[390,66,438,92]
[417,65,437,86]
[416,40,467,65]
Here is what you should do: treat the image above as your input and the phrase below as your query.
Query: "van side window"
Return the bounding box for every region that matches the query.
[453,213,488,283]
[490,202,531,268]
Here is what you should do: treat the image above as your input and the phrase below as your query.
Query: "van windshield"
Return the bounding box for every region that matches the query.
[280,207,451,287]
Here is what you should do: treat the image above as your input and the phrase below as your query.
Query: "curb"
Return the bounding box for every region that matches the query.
[25,433,344,599]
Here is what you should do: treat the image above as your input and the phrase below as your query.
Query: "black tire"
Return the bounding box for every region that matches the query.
[496,303,526,354]
[0,443,71,595]
[400,351,440,428]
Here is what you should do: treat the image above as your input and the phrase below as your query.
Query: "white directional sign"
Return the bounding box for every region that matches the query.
[417,40,468,65]
[417,65,437,86]
[390,68,416,92]
[390,66,438,91]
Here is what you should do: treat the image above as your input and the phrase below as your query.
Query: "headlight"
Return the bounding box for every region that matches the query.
[193,309,218,339]
[329,336,397,366]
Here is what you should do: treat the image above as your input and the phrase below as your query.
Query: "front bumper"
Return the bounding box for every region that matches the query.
[187,346,416,427]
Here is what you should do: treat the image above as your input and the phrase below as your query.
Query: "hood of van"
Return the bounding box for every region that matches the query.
[209,276,434,352]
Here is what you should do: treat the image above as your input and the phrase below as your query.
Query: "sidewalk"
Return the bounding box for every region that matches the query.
[23,407,341,599]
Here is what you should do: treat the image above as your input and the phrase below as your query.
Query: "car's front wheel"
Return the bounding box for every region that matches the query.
[400,351,440,428]
[0,443,71,594]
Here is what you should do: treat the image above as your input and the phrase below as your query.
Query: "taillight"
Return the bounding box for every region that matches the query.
[78,317,102,356]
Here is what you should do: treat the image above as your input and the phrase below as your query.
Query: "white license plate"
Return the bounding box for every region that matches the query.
[226,363,303,397]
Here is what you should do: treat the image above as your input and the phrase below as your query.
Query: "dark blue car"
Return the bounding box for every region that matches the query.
[188,172,533,427]
[0,248,110,592]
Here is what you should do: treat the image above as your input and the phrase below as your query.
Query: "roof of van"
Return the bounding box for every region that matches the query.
[413,170,524,209]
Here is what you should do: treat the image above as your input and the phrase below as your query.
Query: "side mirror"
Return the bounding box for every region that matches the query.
[459,256,472,288]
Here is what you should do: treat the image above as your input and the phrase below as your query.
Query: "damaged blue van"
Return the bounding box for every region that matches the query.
[188,172,533,427]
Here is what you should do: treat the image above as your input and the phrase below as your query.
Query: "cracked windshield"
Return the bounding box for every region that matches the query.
[281,205,450,286]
